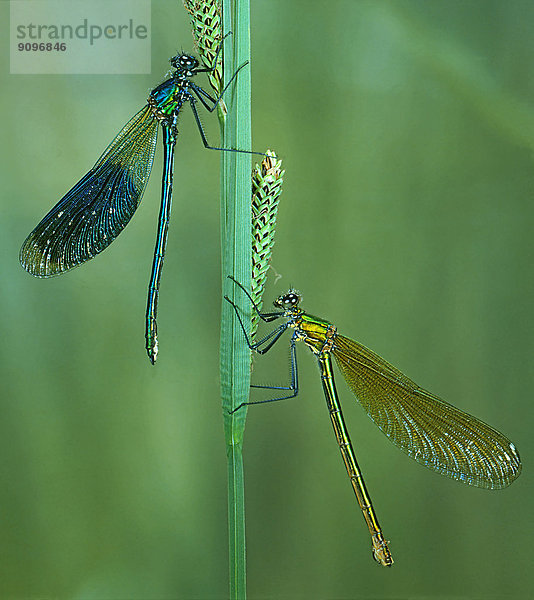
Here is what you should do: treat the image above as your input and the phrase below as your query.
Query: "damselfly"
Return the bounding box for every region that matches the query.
[226,278,522,566]
[20,43,254,363]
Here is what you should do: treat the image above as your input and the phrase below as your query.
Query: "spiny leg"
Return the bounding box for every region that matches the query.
[224,295,287,352]
[230,334,299,413]
[188,95,266,157]
[193,60,249,111]
[227,275,284,323]
[224,294,300,412]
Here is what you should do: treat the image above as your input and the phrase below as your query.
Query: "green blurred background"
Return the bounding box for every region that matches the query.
[2,1,533,598]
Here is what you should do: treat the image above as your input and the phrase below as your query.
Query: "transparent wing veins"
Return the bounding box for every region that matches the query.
[332,334,521,489]
[20,105,159,277]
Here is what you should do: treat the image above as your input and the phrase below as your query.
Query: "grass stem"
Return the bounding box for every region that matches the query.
[219,0,251,597]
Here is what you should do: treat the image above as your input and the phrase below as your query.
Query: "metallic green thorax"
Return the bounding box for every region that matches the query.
[288,311,336,354]
[148,77,190,126]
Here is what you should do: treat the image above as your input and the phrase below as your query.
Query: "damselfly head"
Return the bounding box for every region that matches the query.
[170,54,199,75]
[273,290,302,310]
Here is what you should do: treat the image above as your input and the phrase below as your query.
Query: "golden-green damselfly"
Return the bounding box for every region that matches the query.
[226,277,522,566]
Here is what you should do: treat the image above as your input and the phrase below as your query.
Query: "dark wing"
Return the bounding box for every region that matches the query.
[332,334,521,489]
[20,105,159,277]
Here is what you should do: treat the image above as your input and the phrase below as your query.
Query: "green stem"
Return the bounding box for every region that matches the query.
[219,1,251,598]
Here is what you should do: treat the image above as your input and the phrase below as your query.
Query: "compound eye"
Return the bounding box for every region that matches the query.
[282,293,299,307]
[273,290,301,308]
